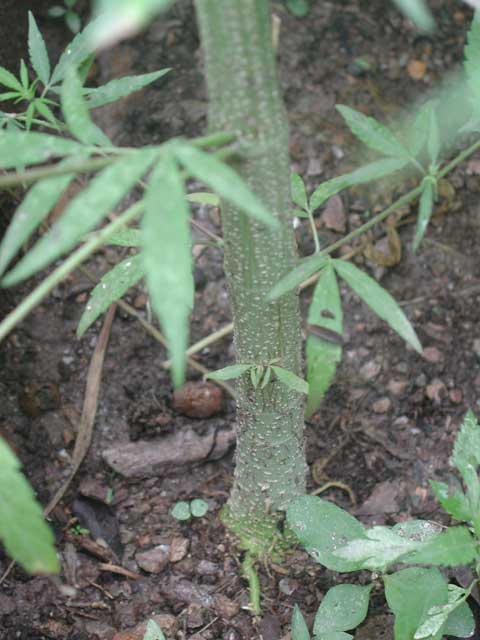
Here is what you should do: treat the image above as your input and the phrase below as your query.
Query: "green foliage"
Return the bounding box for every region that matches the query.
[0,438,59,574]
[313,584,371,638]
[48,0,82,34]
[171,499,209,521]
[77,253,145,337]
[143,619,166,640]
[291,605,310,640]
[289,409,480,640]
[286,0,310,18]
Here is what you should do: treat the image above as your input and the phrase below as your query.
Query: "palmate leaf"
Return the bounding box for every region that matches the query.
[2,150,156,286]
[0,438,59,574]
[313,584,371,636]
[413,177,435,253]
[143,152,193,388]
[28,12,51,86]
[305,262,343,417]
[291,606,310,640]
[171,141,277,228]
[85,69,170,108]
[62,66,111,146]
[287,496,366,573]
[77,253,145,337]
[0,168,76,276]
[336,105,410,159]
[384,568,447,640]
[0,130,83,169]
[332,259,422,352]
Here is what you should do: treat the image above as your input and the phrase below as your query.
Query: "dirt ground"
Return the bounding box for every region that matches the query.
[1,1,480,638]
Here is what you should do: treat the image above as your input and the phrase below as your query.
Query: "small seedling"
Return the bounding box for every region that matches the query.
[288,409,480,640]
[171,499,209,522]
[48,0,82,34]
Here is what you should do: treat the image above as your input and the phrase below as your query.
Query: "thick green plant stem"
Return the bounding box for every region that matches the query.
[194,0,306,539]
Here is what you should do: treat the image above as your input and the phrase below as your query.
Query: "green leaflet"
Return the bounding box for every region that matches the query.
[105,227,142,247]
[0,131,83,169]
[442,599,475,639]
[85,69,170,108]
[171,501,191,521]
[186,191,220,206]
[414,584,472,640]
[384,568,447,640]
[62,66,111,146]
[3,150,156,286]
[271,365,308,395]
[391,0,435,32]
[402,526,477,567]
[28,12,51,86]
[309,157,408,212]
[452,409,480,480]
[291,172,309,211]
[92,0,175,48]
[407,102,432,158]
[0,438,59,574]
[143,619,166,640]
[190,499,208,518]
[206,364,252,381]
[291,606,310,640]
[286,496,366,573]
[316,633,352,640]
[427,108,440,168]
[171,141,278,228]
[429,480,472,523]
[77,253,145,337]
[286,0,310,18]
[337,105,410,159]
[313,584,371,636]
[334,526,421,571]
[305,262,343,417]
[413,177,435,253]
[143,152,193,388]
[50,18,101,86]
[266,253,328,301]
[464,11,480,112]
[332,259,422,353]
[0,66,23,92]
[0,168,76,276]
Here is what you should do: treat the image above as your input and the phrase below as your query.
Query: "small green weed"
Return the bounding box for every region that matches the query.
[48,0,82,34]
[289,409,480,640]
[171,499,209,522]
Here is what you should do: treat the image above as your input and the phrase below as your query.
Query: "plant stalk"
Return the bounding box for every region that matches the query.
[194,0,306,540]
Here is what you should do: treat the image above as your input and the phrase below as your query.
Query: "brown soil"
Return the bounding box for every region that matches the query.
[1,1,480,639]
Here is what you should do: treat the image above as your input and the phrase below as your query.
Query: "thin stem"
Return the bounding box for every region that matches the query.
[438,138,480,178]
[308,211,321,254]
[0,155,116,189]
[190,130,239,149]
[0,201,144,343]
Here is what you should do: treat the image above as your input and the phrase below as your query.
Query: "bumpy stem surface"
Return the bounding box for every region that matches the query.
[194,0,306,540]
